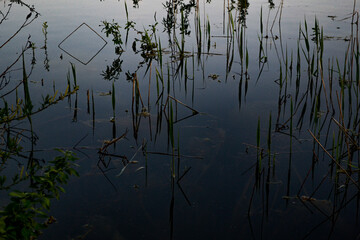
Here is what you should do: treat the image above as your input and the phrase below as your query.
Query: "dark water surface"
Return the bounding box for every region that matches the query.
[1,0,360,239]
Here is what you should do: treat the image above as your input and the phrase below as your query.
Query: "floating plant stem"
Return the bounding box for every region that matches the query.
[163,95,199,115]
[257,117,261,172]
[92,89,95,133]
[72,92,78,122]
[112,81,115,118]
[167,64,170,95]
[157,38,163,75]
[206,16,211,53]
[177,131,180,180]
[192,50,195,103]
[87,89,90,114]
[71,62,77,88]
[308,129,360,190]
[290,97,293,153]
[196,14,202,57]
[169,101,175,178]
[246,47,249,74]
[260,6,263,38]
[267,113,272,167]
[185,58,188,92]
[125,1,129,21]
[148,62,152,108]
[42,21,49,71]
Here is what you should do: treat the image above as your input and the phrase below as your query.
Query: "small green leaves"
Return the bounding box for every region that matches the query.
[0,150,78,239]
[42,21,48,35]
[9,191,25,198]
[101,20,123,48]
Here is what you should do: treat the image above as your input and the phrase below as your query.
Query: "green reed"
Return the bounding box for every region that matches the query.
[267,113,272,168]
[195,14,202,57]
[257,117,261,172]
[112,82,115,118]
[206,16,211,53]
[169,101,175,178]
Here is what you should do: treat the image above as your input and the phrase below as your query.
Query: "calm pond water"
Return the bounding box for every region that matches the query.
[1,0,360,239]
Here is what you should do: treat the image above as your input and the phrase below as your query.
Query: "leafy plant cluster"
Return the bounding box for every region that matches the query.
[133,25,158,60]
[162,0,197,35]
[0,150,78,240]
[101,18,159,81]
[101,20,123,54]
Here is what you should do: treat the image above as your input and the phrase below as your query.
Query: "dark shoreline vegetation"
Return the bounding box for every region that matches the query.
[1,0,360,239]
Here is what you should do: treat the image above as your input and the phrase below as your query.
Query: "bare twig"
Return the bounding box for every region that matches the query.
[308,129,360,190]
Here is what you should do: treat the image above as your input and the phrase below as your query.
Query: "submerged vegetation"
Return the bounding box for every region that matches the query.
[1,0,360,239]
[98,0,360,237]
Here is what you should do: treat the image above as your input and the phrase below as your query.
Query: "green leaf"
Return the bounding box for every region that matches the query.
[42,198,50,210]
[9,191,25,198]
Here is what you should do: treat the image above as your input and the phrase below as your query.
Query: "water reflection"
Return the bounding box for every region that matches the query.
[58,23,107,65]
[1,0,360,239]
[0,0,39,49]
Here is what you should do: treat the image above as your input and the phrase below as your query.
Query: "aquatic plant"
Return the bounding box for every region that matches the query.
[0,150,78,240]
[0,39,80,239]
[3,0,360,239]
[101,20,123,52]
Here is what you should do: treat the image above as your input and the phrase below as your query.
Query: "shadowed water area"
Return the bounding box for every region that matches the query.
[1,0,360,239]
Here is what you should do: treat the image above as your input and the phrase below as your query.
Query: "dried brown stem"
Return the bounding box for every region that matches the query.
[308,129,360,190]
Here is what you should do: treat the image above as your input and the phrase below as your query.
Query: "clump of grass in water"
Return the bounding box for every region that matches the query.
[195,14,202,59]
